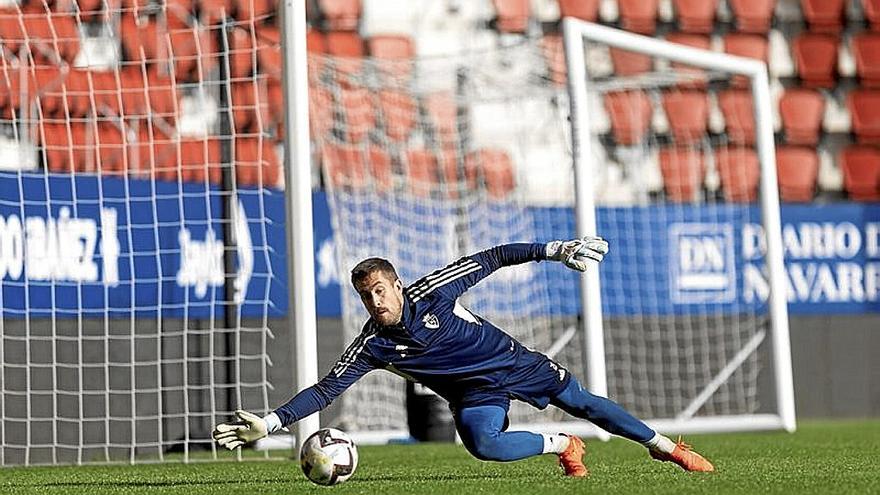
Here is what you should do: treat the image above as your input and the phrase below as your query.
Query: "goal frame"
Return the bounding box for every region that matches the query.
[558,18,796,436]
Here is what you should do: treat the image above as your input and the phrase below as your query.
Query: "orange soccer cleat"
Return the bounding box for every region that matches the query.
[558,434,589,477]
[650,436,715,472]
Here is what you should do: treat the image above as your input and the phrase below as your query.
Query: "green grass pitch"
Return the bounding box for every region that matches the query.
[2,419,877,494]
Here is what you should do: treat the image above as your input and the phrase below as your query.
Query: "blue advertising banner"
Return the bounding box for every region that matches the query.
[0,173,288,318]
[2,176,878,318]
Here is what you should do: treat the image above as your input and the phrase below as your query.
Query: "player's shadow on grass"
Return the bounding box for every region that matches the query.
[355,472,526,483]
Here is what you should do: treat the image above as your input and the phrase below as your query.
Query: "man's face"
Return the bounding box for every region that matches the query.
[354,270,404,327]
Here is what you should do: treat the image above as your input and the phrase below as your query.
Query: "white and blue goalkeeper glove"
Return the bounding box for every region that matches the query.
[212,410,281,450]
[546,235,610,272]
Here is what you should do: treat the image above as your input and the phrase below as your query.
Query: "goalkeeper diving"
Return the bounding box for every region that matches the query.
[213,238,714,476]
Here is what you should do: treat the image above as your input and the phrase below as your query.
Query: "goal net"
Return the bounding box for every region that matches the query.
[0,1,283,465]
[317,22,793,437]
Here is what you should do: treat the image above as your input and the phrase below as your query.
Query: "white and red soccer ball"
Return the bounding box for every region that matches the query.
[299,428,358,486]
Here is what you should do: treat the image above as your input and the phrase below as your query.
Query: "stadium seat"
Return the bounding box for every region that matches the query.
[229,26,255,79]
[319,0,361,31]
[40,121,88,173]
[234,0,275,24]
[852,33,880,88]
[775,145,819,202]
[715,146,761,202]
[665,33,711,86]
[200,0,233,24]
[662,90,709,143]
[404,148,439,197]
[0,9,24,55]
[609,47,653,76]
[723,33,769,87]
[718,89,756,145]
[801,0,845,33]
[86,69,123,116]
[848,90,880,144]
[179,138,222,184]
[309,86,334,140]
[540,34,566,86]
[604,90,653,145]
[322,143,392,191]
[93,122,127,175]
[792,33,838,88]
[232,80,270,134]
[492,0,530,33]
[557,0,599,22]
[257,25,282,79]
[120,13,162,65]
[325,31,365,86]
[672,0,718,34]
[658,146,705,201]
[728,0,776,33]
[165,0,193,30]
[339,86,376,142]
[465,148,515,200]
[423,91,458,150]
[864,0,880,31]
[618,0,658,34]
[40,67,90,119]
[235,137,281,187]
[378,89,417,142]
[266,76,284,125]
[367,34,415,81]
[21,7,81,64]
[131,125,177,180]
[779,89,824,145]
[839,145,880,200]
[118,67,177,120]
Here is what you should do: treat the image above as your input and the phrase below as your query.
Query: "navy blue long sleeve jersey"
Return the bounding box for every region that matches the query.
[273,242,554,427]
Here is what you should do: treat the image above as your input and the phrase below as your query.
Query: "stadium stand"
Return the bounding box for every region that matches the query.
[840,145,880,200]
[779,88,825,146]
[776,145,819,202]
[658,146,706,202]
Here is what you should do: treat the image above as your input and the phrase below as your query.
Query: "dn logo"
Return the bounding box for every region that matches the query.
[670,223,735,303]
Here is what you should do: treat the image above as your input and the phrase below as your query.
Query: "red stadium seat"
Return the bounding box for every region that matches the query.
[673,0,718,34]
[234,0,274,24]
[232,80,266,133]
[322,143,392,191]
[715,147,761,202]
[0,9,24,55]
[423,91,458,149]
[662,90,709,144]
[131,125,176,180]
[87,69,122,116]
[41,121,88,173]
[318,0,361,31]
[724,33,768,87]
[728,0,776,33]
[119,68,177,119]
[229,26,255,79]
[801,0,845,34]
[257,25,282,79]
[120,13,163,65]
[840,145,880,201]
[618,0,658,34]
[266,75,284,126]
[200,0,233,24]
[865,0,880,31]
[853,33,880,88]
[306,28,327,81]
[604,90,653,145]
[378,89,417,142]
[779,89,824,145]
[165,0,193,30]
[179,138,222,184]
[235,137,281,187]
[658,146,705,202]
[609,47,653,76]
[339,86,376,143]
[309,86,334,140]
[21,7,81,64]
[167,24,216,81]
[848,90,880,144]
[404,148,439,197]
[792,33,838,89]
[719,89,756,145]
[465,149,515,200]
[541,34,566,86]
[93,122,127,175]
[775,145,819,202]
[558,0,599,22]
[326,30,364,86]
[665,33,711,86]
[367,34,415,81]
[492,0,530,33]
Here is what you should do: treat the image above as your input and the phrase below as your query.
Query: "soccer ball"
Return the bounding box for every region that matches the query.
[299,428,358,486]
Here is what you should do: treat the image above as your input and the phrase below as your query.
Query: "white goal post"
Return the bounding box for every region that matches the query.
[560,18,796,436]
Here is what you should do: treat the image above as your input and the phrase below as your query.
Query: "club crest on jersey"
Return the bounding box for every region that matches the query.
[422,313,439,329]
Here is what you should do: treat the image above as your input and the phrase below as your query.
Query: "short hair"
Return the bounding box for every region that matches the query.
[350,257,399,286]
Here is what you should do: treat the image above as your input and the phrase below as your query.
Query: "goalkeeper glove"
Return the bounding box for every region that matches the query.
[212,409,280,450]
[546,236,610,272]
